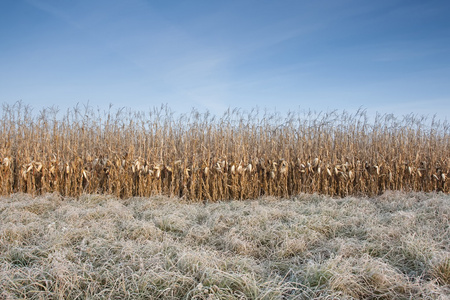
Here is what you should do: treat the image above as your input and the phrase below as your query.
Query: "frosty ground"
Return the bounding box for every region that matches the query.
[1,191,449,299]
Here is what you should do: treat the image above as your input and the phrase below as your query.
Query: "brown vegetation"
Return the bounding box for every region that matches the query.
[0,102,449,200]
[1,192,449,299]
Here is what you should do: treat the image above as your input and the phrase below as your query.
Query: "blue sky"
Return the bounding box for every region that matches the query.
[1,0,450,119]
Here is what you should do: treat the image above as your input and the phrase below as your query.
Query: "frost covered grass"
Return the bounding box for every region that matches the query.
[1,192,449,299]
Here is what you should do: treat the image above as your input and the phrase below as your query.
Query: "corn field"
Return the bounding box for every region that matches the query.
[0,102,449,200]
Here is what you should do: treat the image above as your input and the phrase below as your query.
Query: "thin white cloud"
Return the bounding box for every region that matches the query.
[25,0,80,28]
[373,43,450,62]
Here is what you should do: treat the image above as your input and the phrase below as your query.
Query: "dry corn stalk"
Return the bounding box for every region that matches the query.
[0,103,448,199]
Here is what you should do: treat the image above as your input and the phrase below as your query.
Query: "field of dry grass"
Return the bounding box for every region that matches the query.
[1,103,449,200]
[1,191,449,299]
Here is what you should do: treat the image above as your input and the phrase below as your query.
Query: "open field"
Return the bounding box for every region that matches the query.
[1,103,449,200]
[1,191,449,299]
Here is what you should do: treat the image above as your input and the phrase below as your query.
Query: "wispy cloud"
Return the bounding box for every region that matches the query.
[372,42,450,62]
[25,0,80,28]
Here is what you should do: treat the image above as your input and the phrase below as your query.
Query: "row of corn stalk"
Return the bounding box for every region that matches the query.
[0,103,448,200]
